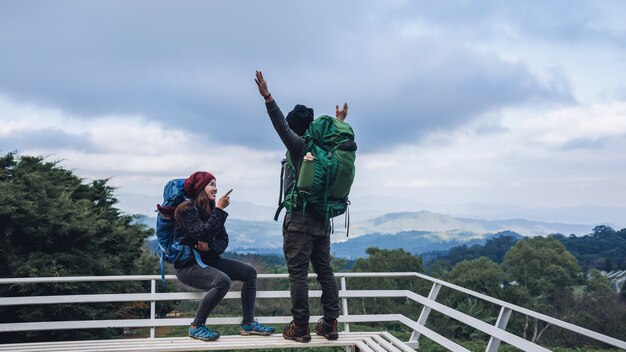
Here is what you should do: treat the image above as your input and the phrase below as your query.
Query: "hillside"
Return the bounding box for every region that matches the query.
[351,210,596,237]
[330,230,523,259]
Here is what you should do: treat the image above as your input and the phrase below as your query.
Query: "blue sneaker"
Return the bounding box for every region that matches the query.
[188,324,220,341]
[240,321,275,336]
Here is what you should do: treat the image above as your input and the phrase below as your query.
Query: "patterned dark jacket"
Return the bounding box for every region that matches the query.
[174,201,229,268]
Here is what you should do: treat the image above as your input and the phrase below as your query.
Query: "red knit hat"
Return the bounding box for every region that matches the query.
[183,171,216,199]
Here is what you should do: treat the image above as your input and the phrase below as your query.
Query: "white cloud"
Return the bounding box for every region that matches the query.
[349,102,626,211]
[511,102,626,147]
[0,94,283,210]
[0,96,69,133]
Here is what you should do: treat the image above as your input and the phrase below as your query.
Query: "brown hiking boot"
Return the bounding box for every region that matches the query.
[315,317,338,340]
[282,321,311,343]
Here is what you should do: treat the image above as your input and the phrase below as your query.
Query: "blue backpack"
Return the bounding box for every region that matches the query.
[156,179,192,286]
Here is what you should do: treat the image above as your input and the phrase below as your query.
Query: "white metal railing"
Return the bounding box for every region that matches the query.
[1,272,625,351]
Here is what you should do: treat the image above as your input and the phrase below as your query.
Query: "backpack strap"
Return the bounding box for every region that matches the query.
[345,199,351,237]
[159,252,166,288]
[273,159,287,221]
[274,152,302,221]
[323,170,330,225]
[192,249,209,269]
[273,205,284,221]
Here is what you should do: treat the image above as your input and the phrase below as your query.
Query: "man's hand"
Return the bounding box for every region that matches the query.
[336,102,348,121]
[216,189,233,209]
[255,71,273,102]
[195,241,210,252]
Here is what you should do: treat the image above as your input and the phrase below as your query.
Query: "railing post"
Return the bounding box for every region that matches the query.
[341,276,350,332]
[340,276,352,352]
[150,279,156,339]
[408,282,441,348]
[485,307,512,352]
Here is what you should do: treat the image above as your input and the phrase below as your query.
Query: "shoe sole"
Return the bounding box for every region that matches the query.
[283,334,312,343]
[240,330,274,336]
[316,331,339,340]
[189,334,220,341]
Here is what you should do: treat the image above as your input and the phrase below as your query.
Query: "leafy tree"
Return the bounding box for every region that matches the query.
[426,235,521,274]
[427,257,504,340]
[592,225,616,236]
[351,247,424,292]
[558,226,626,271]
[502,237,580,343]
[0,153,156,342]
[445,257,504,298]
[551,270,626,346]
[349,248,426,324]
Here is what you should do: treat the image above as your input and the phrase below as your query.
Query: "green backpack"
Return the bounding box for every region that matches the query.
[274,115,357,230]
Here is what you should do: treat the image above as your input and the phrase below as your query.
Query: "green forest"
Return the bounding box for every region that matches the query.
[1,153,625,351]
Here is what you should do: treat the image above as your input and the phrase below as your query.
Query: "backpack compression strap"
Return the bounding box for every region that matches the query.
[192,250,209,269]
[160,252,166,288]
[273,159,287,221]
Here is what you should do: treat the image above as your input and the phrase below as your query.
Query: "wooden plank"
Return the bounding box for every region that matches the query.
[355,340,376,352]
[0,314,402,333]
[0,333,387,352]
[380,332,422,352]
[369,335,402,352]
[361,337,388,352]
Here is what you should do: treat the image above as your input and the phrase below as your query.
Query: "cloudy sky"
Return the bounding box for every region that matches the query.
[1,1,625,226]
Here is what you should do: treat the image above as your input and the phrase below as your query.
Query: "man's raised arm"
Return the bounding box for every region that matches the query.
[255,71,304,157]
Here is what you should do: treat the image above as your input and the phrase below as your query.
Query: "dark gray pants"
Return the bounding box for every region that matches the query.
[176,257,257,326]
[283,214,340,325]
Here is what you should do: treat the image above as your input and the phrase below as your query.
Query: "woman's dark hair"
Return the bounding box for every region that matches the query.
[174,189,215,223]
[195,190,215,220]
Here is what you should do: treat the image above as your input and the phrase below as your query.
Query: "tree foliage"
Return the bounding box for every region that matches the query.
[426,235,521,274]
[445,257,504,297]
[349,248,426,324]
[503,237,580,343]
[434,257,505,339]
[0,153,157,342]
[352,247,423,274]
[504,237,580,300]
[548,270,626,346]
[557,225,626,271]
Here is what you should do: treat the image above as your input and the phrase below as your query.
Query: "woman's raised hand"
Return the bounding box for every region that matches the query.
[216,189,233,209]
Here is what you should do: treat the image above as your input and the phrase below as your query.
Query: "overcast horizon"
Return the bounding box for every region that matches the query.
[1,1,625,228]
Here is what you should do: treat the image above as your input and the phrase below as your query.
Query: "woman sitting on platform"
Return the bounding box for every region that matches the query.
[173,171,274,341]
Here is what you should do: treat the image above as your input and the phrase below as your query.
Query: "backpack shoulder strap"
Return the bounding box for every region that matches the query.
[274,158,287,221]
[274,152,300,221]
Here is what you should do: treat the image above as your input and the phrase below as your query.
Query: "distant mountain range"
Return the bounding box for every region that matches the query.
[141,210,603,259]
[331,230,525,259]
[349,210,596,237]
